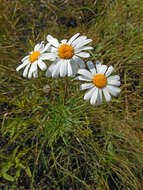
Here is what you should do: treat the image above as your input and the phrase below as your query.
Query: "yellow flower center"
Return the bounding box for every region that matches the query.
[58,44,74,59]
[93,74,107,88]
[29,51,40,63]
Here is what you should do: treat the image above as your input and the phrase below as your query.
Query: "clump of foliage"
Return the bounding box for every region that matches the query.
[0,0,143,189]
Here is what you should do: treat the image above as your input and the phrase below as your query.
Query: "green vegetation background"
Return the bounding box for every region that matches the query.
[0,0,143,189]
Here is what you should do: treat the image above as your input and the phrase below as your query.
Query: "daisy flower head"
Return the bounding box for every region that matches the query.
[76,61,121,105]
[45,33,93,78]
[16,41,51,79]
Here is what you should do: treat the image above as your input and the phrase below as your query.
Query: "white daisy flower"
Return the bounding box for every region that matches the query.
[76,61,121,105]
[16,41,51,79]
[45,33,93,77]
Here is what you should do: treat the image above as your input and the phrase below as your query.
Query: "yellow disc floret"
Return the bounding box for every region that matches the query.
[93,74,107,88]
[29,51,40,63]
[58,44,74,59]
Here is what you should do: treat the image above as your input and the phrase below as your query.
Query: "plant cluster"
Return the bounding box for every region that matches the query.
[16,33,121,105]
[0,0,143,189]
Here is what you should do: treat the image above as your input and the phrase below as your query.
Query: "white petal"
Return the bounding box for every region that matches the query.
[61,39,67,44]
[75,46,93,54]
[33,70,38,78]
[106,85,121,96]
[103,87,111,102]
[16,59,30,71]
[67,61,73,77]
[23,63,31,78]
[28,69,32,79]
[90,88,98,105]
[52,61,61,77]
[67,33,80,45]
[107,79,121,86]
[108,75,120,81]
[80,83,94,90]
[84,87,96,100]
[40,43,51,53]
[38,41,45,52]
[40,53,57,61]
[76,52,90,58]
[75,76,92,82]
[28,63,37,79]
[34,41,44,51]
[74,39,92,49]
[46,63,56,77]
[46,69,52,77]
[105,66,114,77]
[96,60,102,73]
[70,62,79,76]
[50,47,57,53]
[97,89,102,105]
[34,43,41,51]
[77,69,93,79]
[46,35,59,47]
[21,55,29,62]
[86,61,96,75]
[60,60,68,77]
[72,56,85,69]
[98,65,107,74]
[38,60,47,71]
[71,36,87,47]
